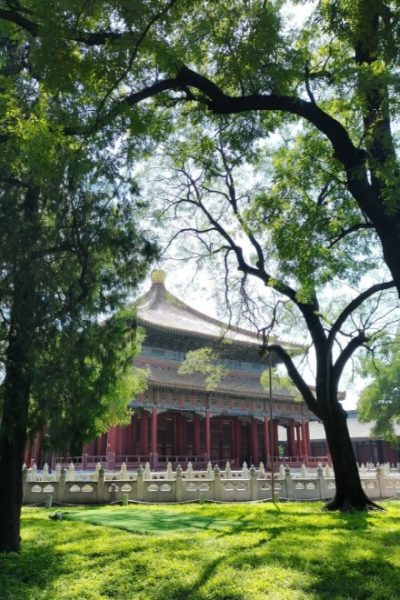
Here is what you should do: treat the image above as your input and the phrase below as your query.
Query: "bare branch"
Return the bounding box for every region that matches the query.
[267,344,320,417]
[328,222,374,248]
[333,332,368,384]
[328,281,395,346]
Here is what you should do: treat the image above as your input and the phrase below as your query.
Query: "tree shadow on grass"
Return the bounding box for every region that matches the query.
[335,510,374,530]
[0,539,64,600]
[305,540,400,599]
[130,508,400,600]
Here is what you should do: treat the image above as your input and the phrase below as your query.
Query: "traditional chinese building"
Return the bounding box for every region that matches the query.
[28,270,321,470]
[79,270,316,470]
[310,411,400,465]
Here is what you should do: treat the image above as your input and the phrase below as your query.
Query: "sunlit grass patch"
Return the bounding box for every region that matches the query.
[0,502,399,599]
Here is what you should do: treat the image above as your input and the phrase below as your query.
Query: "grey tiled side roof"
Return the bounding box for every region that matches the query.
[309,417,400,440]
[136,274,302,352]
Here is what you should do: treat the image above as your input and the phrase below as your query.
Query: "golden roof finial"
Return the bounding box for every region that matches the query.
[151,269,166,284]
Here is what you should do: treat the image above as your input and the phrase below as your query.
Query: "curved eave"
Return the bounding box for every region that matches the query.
[146,377,297,403]
[138,317,303,356]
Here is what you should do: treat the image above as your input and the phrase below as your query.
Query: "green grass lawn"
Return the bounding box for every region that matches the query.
[1,502,400,600]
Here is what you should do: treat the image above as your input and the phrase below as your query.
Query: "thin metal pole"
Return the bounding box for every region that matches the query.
[268,353,276,502]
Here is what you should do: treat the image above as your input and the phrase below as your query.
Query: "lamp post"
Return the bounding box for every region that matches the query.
[268,353,276,503]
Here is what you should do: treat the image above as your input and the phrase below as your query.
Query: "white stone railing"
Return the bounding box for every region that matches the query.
[22,460,400,504]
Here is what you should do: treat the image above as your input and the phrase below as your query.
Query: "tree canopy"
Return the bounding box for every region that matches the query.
[358,334,400,445]
[1,1,400,290]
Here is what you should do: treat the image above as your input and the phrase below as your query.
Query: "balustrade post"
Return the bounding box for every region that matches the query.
[250,465,258,501]
[57,468,66,503]
[22,466,28,503]
[176,465,183,502]
[284,466,294,499]
[376,465,386,499]
[213,465,222,501]
[317,464,328,499]
[136,465,144,501]
[96,467,105,503]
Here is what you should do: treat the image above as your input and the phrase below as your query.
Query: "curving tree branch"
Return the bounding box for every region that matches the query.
[328,281,395,347]
[267,344,320,418]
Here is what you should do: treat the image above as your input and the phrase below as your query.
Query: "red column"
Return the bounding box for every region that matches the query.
[151,407,158,468]
[251,418,259,466]
[140,410,149,456]
[305,420,312,456]
[194,413,201,456]
[234,419,242,467]
[120,425,127,457]
[288,420,296,457]
[273,420,279,457]
[23,440,32,467]
[178,414,186,457]
[82,442,94,469]
[263,416,270,466]
[295,425,301,458]
[107,426,119,468]
[205,411,211,460]
[301,419,308,462]
[32,430,42,466]
[131,414,137,456]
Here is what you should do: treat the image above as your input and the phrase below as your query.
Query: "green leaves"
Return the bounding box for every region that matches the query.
[0,4,162,454]
[358,335,400,444]
[260,368,302,401]
[29,311,149,452]
[178,347,228,391]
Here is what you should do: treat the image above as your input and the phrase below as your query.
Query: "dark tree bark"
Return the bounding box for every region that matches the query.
[0,186,39,552]
[322,402,379,511]
[271,341,382,511]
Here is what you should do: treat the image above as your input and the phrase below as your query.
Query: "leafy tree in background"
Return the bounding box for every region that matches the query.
[3,1,400,304]
[0,143,156,552]
[153,122,396,511]
[0,8,162,552]
[29,310,149,457]
[358,335,400,445]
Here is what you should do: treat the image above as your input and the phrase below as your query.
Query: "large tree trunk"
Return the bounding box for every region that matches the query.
[0,186,39,552]
[322,404,380,511]
[0,299,35,552]
[0,378,30,552]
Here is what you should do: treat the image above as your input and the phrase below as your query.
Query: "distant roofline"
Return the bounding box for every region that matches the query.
[135,270,303,353]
